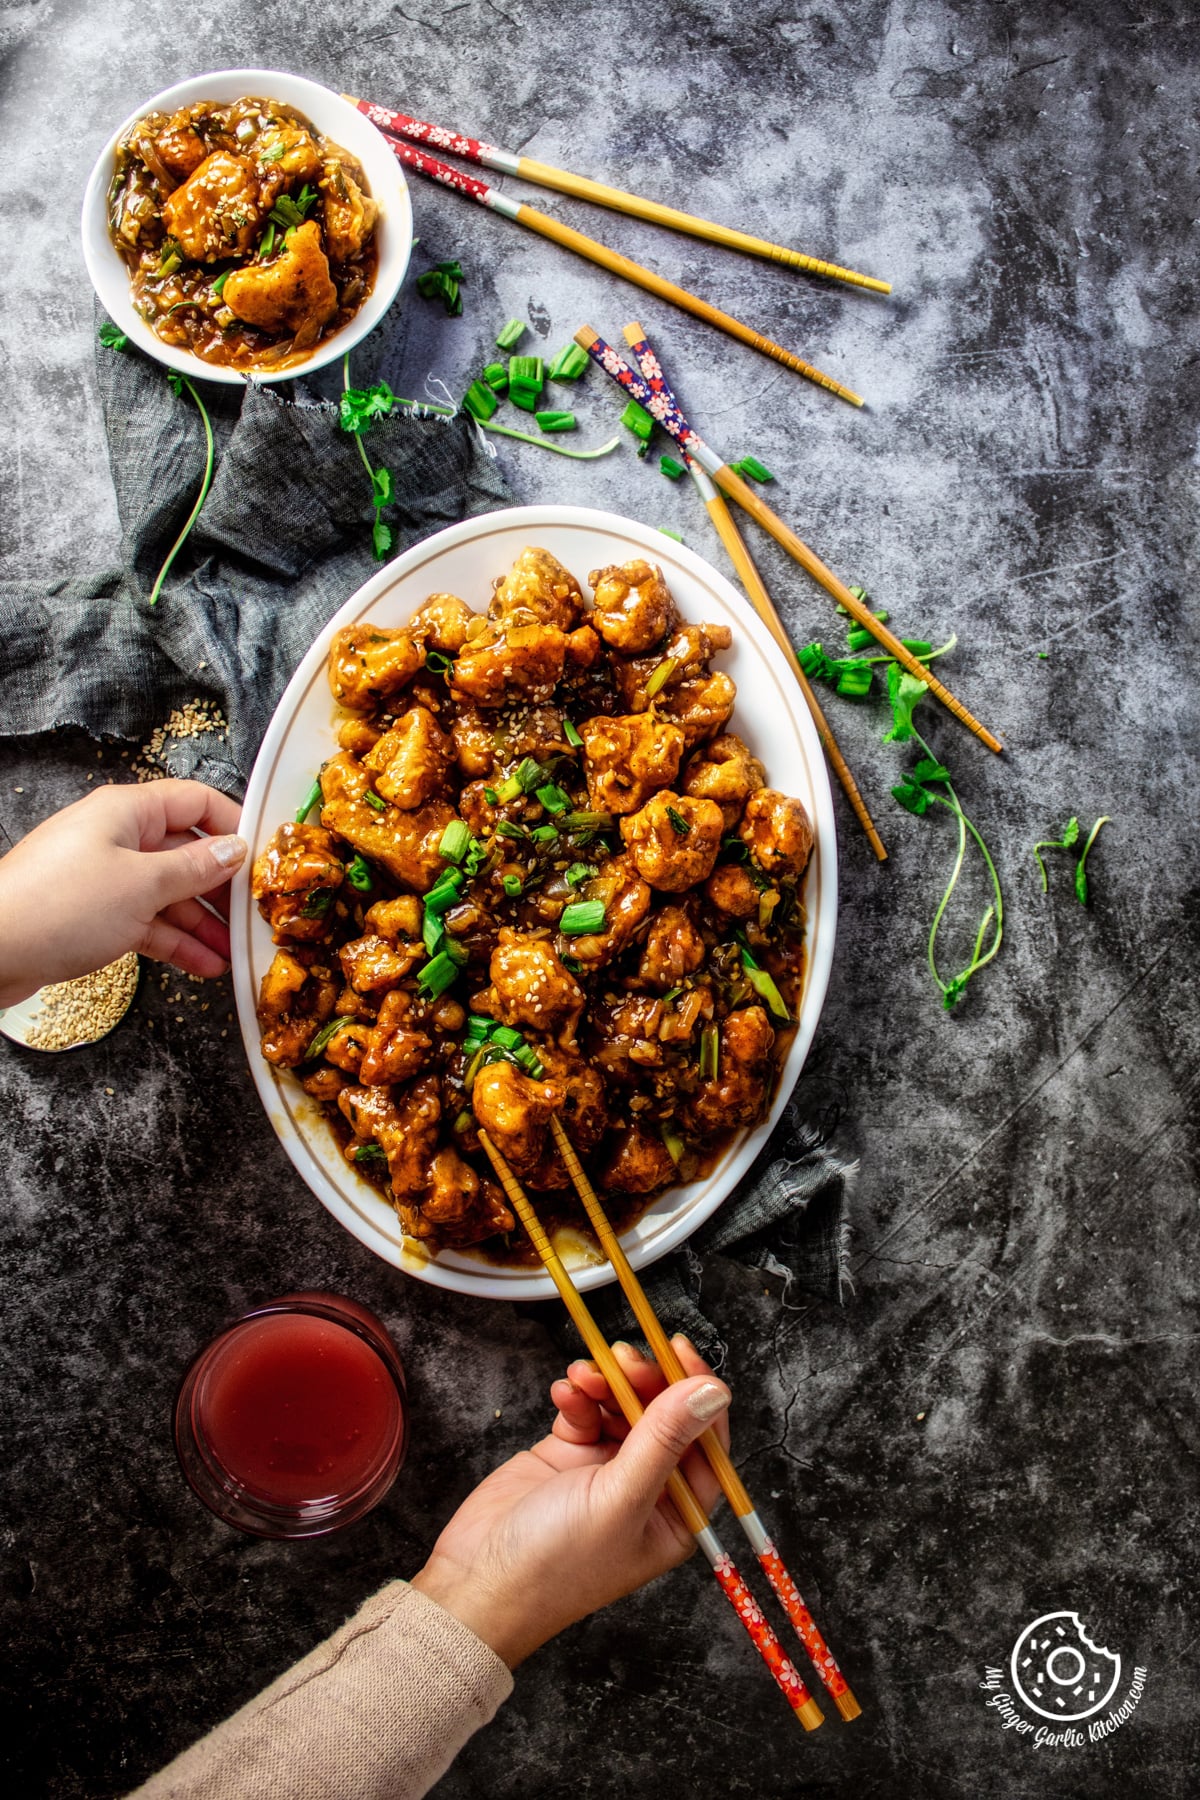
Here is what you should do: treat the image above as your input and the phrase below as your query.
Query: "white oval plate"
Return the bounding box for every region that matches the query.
[231,506,838,1300]
[81,69,412,386]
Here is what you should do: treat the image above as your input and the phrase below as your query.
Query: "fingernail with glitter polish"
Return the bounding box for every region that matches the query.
[686,1381,730,1422]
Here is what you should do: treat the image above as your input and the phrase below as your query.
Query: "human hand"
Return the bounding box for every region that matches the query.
[411,1337,731,1668]
[0,780,246,1006]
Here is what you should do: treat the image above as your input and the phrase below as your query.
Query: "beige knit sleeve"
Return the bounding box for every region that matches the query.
[126,1580,514,1800]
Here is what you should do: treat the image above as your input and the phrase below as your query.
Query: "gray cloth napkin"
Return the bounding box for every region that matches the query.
[0,328,853,1353]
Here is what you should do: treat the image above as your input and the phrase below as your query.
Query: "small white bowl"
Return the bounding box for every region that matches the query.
[81,69,411,386]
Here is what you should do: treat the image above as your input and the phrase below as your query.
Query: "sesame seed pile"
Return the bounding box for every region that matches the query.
[133,697,229,783]
[25,951,140,1051]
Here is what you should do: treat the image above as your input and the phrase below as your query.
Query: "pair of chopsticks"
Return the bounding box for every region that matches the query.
[347,97,868,407]
[478,1118,860,1729]
[575,325,1004,759]
[623,321,887,860]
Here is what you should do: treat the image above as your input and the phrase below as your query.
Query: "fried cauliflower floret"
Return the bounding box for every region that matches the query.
[637,905,707,988]
[613,622,734,711]
[558,856,651,968]
[223,219,338,339]
[704,863,761,920]
[383,1076,443,1199]
[319,158,378,260]
[256,950,336,1067]
[681,734,765,829]
[619,791,724,892]
[153,111,207,180]
[321,1018,373,1076]
[161,151,263,259]
[684,1005,775,1135]
[337,717,383,756]
[339,933,423,996]
[449,704,496,777]
[415,1147,515,1245]
[365,896,422,940]
[738,788,814,877]
[410,593,476,655]
[588,560,679,653]
[657,670,737,749]
[478,929,585,1041]
[256,125,322,185]
[251,821,344,943]
[358,1017,432,1086]
[580,712,685,815]
[471,1059,557,1177]
[329,623,425,711]
[536,1045,608,1155]
[602,1126,677,1195]
[363,706,454,809]
[319,752,455,892]
[450,622,568,708]
[490,547,584,632]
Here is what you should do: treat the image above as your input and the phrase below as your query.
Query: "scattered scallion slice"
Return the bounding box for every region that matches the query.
[560,899,606,935]
[491,1025,523,1051]
[661,1124,685,1166]
[463,379,499,422]
[495,820,528,841]
[564,810,614,831]
[416,261,463,315]
[364,789,386,812]
[423,909,445,956]
[548,342,589,380]
[482,362,508,392]
[425,648,453,673]
[536,781,571,814]
[502,873,523,898]
[531,823,559,844]
[439,819,472,863]
[535,410,577,433]
[417,950,462,997]
[353,1142,388,1167]
[565,862,596,887]
[424,871,465,916]
[699,1021,720,1080]
[659,455,686,480]
[296,777,322,823]
[620,398,655,441]
[665,805,691,836]
[739,944,790,1020]
[495,318,526,350]
[563,719,583,749]
[644,655,678,699]
[658,527,683,542]
[210,271,230,299]
[729,455,774,482]
[304,1017,342,1061]
[259,220,277,261]
[346,852,373,892]
[483,786,499,804]
[474,418,621,460]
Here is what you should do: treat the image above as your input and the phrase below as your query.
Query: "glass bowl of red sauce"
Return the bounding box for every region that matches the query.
[175,1292,408,1537]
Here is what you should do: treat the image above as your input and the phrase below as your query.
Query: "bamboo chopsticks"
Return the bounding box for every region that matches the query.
[621,321,887,860]
[477,1128,827,1731]
[352,111,863,407]
[349,97,891,295]
[549,1122,862,1721]
[576,326,1003,756]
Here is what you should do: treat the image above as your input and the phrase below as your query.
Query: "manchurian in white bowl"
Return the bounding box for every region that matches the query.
[232,508,837,1302]
[81,70,411,385]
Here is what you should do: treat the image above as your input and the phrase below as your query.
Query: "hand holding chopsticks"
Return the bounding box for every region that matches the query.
[478,1129,827,1730]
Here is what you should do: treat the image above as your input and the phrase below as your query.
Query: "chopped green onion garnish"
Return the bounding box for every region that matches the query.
[439,819,472,863]
[561,953,582,974]
[464,839,489,877]
[495,820,528,841]
[491,1025,523,1051]
[665,805,691,836]
[509,355,544,384]
[483,786,499,804]
[482,362,508,392]
[658,527,683,542]
[741,951,791,1021]
[258,220,277,261]
[423,909,445,956]
[495,318,526,350]
[659,455,686,479]
[835,665,874,698]
[416,264,463,314]
[535,410,577,433]
[495,774,522,802]
[565,861,596,886]
[353,1142,388,1167]
[661,1124,685,1166]
[560,899,606,935]
[531,823,559,844]
[699,1021,720,1080]
[463,379,499,422]
[502,873,523,898]
[508,379,542,412]
[563,719,583,749]
[364,789,386,811]
[299,886,333,919]
[424,869,465,915]
[564,810,614,831]
[644,655,678,699]
[296,776,322,823]
[425,648,453,673]
[512,1042,544,1078]
[729,455,774,482]
[512,756,546,793]
[444,937,468,966]
[211,270,230,298]
[548,343,589,380]
[346,852,373,892]
[418,951,461,997]
[536,781,571,814]
[620,399,655,441]
[304,1017,342,1061]
[662,986,682,1003]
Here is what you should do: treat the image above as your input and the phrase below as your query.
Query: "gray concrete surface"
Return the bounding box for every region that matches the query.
[1,1,1197,1795]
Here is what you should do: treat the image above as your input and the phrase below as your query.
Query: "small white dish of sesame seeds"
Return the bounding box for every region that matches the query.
[231,506,837,1302]
[0,952,140,1052]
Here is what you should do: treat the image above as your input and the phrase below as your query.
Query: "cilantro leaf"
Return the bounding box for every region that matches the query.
[912,757,950,785]
[883,662,930,743]
[372,517,394,561]
[98,321,128,351]
[892,779,932,816]
[339,381,396,435]
[1074,816,1111,906]
[372,466,393,507]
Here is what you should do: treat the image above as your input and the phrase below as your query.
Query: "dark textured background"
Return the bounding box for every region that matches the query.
[1,1,1198,1795]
